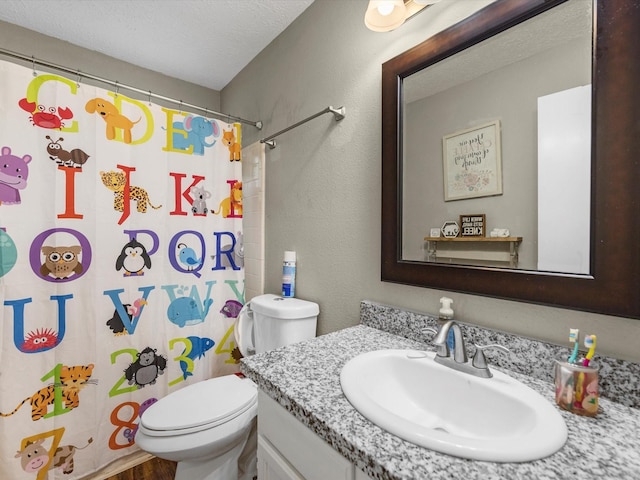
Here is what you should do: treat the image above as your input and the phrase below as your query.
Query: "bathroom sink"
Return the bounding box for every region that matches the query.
[340,349,567,462]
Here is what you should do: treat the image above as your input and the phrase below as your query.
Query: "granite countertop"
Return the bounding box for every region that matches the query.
[241,324,640,480]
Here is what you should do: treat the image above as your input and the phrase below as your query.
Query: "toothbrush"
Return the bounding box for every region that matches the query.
[583,334,597,366]
[568,328,580,364]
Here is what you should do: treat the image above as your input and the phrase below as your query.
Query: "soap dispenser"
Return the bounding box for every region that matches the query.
[439,297,454,322]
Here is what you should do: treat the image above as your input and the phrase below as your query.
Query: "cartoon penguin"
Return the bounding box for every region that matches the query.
[116,238,151,276]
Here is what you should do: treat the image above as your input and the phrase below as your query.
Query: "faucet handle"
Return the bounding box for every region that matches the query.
[421,327,438,349]
[472,344,510,370]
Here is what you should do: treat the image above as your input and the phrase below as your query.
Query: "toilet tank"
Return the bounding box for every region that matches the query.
[250,294,319,353]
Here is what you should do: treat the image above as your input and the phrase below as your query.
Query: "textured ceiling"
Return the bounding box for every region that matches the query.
[0,0,315,90]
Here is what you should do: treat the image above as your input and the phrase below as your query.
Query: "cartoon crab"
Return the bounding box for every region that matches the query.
[18,98,73,129]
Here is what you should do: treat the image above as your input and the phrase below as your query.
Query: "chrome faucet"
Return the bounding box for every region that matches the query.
[432,320,508,378]
[433,320,467,364]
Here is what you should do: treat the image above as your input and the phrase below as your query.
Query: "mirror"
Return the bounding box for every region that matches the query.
[381,0,640,319]
[402,0,591,274]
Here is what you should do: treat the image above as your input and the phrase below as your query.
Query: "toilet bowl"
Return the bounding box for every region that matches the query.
[135,294,319,480]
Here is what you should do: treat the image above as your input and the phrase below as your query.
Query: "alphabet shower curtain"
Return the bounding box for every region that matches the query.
[0,59,245,479]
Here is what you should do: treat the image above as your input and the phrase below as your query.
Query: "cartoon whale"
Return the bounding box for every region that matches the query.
[167,297,213,327]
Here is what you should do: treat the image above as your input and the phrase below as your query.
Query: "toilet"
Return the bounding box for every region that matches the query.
[135,294,319,480]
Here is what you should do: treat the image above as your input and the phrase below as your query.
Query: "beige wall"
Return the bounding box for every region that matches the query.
[221,0,640,362]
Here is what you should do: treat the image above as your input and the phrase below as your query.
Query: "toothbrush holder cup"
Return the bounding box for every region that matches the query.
[554,358,599,417]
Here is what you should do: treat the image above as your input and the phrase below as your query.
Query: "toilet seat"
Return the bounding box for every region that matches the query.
[140,375,257,437]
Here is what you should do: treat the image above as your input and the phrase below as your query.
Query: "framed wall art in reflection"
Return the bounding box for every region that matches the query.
[442,120,502,201]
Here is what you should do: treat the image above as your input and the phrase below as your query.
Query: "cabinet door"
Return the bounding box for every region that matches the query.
[258,434,305,480]
[258,391,354,480]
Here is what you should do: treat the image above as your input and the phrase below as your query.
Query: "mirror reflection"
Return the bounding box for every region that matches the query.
[401,0,592,274]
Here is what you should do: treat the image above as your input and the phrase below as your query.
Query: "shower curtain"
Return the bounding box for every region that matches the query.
[0,59,244,479]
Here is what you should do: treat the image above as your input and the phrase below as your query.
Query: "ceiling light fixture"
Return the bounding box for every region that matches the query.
[364,0,434,32]
[364,0,407,32]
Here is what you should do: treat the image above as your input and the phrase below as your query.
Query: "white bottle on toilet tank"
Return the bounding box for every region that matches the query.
[282,251,296,297]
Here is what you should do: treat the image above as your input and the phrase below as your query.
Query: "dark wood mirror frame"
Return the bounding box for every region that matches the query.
[381,0,640,319]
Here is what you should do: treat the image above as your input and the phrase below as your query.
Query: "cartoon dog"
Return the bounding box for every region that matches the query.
[85,98,140,144]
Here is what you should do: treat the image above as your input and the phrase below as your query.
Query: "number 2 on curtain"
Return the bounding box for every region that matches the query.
[109,349,141,397]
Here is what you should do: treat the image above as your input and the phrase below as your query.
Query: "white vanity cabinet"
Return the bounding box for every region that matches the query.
[257,391,374,480]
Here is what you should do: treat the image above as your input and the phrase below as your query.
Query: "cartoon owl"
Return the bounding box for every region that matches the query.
[40,245,83,279]
[116,238,151,276]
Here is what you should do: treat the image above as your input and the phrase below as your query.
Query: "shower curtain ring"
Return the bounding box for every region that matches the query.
[76,69,81,87]
[114,81,119,97]
[148,90,152,106]
[31,56,37,77]
[179,100,183,114]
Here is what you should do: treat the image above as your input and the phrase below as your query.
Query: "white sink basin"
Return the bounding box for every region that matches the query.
[340,349,567,462]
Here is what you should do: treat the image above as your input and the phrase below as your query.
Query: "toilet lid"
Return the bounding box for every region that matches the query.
[140,375,257,435]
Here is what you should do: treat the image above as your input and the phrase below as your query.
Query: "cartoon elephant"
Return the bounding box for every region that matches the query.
[172,115,219,155]
[167,296,213,327]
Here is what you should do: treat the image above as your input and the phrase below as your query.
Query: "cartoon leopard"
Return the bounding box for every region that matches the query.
[99,170,162,213]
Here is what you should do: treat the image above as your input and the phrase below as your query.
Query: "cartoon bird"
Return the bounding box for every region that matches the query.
[106,299,146,335]
[127,298,147,317]
[40,245,83,279]
[116,238,151,276]
[106,305,130,335]
[177,243,202,271]
[180,336,215,380]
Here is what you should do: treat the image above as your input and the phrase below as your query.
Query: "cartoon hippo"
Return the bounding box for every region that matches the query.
[0,146,32,205]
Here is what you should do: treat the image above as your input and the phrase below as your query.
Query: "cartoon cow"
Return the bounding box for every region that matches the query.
[15,437,93,475]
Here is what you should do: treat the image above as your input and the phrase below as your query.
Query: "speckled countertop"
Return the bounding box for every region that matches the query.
[241,302,640,480]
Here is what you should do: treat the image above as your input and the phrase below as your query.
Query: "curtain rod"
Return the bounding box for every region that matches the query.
[0,47,263,129]
[260,105,346,149]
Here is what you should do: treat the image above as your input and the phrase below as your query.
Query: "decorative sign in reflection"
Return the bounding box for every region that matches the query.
[460,214,486,237]
[442,120,502,201]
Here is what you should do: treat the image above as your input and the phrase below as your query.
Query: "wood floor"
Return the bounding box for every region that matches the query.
[105,457,177,480]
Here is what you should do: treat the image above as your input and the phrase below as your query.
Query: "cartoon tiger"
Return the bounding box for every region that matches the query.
[99,170,162,213]
[0,364,96,421]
